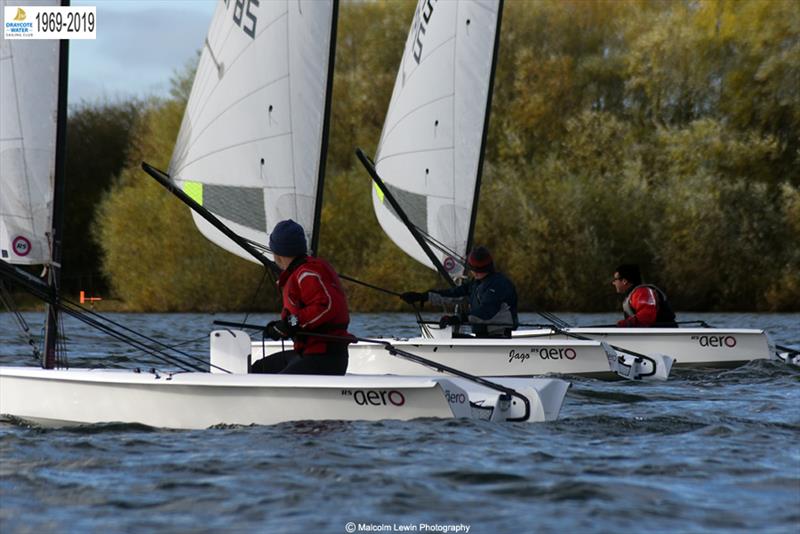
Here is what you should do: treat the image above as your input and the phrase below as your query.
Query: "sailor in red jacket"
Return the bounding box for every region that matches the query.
[251,219,352,375]
[612,264,677,328]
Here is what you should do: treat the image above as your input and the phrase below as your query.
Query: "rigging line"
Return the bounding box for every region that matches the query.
[55,301,197,367]
[57,296,226,372]
[384,210,460,259]
[537,310,571,328]
[56,310,68,368]
[245,239,270,252]
[417,229,463,261]
[1,264,215,372]
[0,280,41,361]
[399,221,464,265]
[68,311,207,372]
[391,213,459,257]
[152,334,210,352]
[411,302,431,337]
[358,148,455,287]
[338,274,402,298]
[65,317,199,372]
[242,269,270,327]
[54,304,199,372]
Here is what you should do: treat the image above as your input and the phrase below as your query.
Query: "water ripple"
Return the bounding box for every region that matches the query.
[1,311,797,533]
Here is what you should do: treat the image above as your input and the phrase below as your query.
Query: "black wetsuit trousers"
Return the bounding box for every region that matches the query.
[250,343,348,376]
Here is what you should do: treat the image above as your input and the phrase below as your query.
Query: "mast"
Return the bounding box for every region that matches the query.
[310,0,338,256]
[43,0,70,369]
[465,0,504,255]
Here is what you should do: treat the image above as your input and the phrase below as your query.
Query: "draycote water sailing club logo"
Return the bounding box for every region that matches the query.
[4,5,97,39]
[4,7,33,36]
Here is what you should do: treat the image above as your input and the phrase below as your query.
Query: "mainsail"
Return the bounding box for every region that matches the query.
[0,0,69,369]
[0,0,62,266]
[372,0,502,278]
[169,0,337,263]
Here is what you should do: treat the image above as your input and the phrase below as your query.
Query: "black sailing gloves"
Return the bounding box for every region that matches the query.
[265,319,295,340]
[439,312,469,329]
[401,291,428,305]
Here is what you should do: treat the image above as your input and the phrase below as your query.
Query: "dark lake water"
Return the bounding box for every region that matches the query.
[1,311,798,533]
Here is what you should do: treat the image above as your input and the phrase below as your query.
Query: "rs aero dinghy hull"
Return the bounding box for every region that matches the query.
[511,327,778,369]
[251,334,674,381]
[0,331,570,429]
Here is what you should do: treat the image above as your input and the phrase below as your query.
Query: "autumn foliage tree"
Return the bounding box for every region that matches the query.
[93,0,799,312]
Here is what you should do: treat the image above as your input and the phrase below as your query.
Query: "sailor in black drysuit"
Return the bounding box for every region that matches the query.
[401,246,519,338]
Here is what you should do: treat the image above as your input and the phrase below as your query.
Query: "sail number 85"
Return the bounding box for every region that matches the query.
[225,0,258,39]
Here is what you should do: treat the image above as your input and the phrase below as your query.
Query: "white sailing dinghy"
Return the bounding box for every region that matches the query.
[350,0,792,374]
[0,0,569,428]
[338,0,673,381]
[510,326,784,369]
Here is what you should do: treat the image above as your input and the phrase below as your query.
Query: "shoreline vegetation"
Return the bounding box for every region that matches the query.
[16,0,798,314]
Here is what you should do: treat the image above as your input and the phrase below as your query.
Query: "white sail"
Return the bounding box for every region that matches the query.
[372,0,501,277]
[169,0,336,263]
[0,0,61,265]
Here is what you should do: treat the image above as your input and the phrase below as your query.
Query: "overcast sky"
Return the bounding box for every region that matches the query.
[69,0,216,106]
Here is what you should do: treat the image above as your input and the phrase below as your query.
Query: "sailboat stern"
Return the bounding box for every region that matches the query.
[603,342,674,381]
[447,377,569,423]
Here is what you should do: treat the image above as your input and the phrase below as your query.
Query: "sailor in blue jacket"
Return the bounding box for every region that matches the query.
[401,247,519,338]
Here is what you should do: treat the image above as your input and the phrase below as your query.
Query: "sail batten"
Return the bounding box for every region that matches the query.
[170,1,335,263]
[372,0,502,277]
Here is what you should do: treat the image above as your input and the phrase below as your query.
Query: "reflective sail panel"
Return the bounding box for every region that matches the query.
[0,0,60,265]
[169,0,335,263]
[373,0,501,277]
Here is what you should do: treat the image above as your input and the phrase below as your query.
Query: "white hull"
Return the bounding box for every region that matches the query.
[251,337,671,380]
[512,327,775,368]
[0,366,568,429]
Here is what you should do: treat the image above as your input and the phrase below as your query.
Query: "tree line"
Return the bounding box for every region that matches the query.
[55,0,797,312]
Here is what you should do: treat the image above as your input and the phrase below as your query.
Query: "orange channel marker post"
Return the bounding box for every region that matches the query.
[79,291,103,305]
